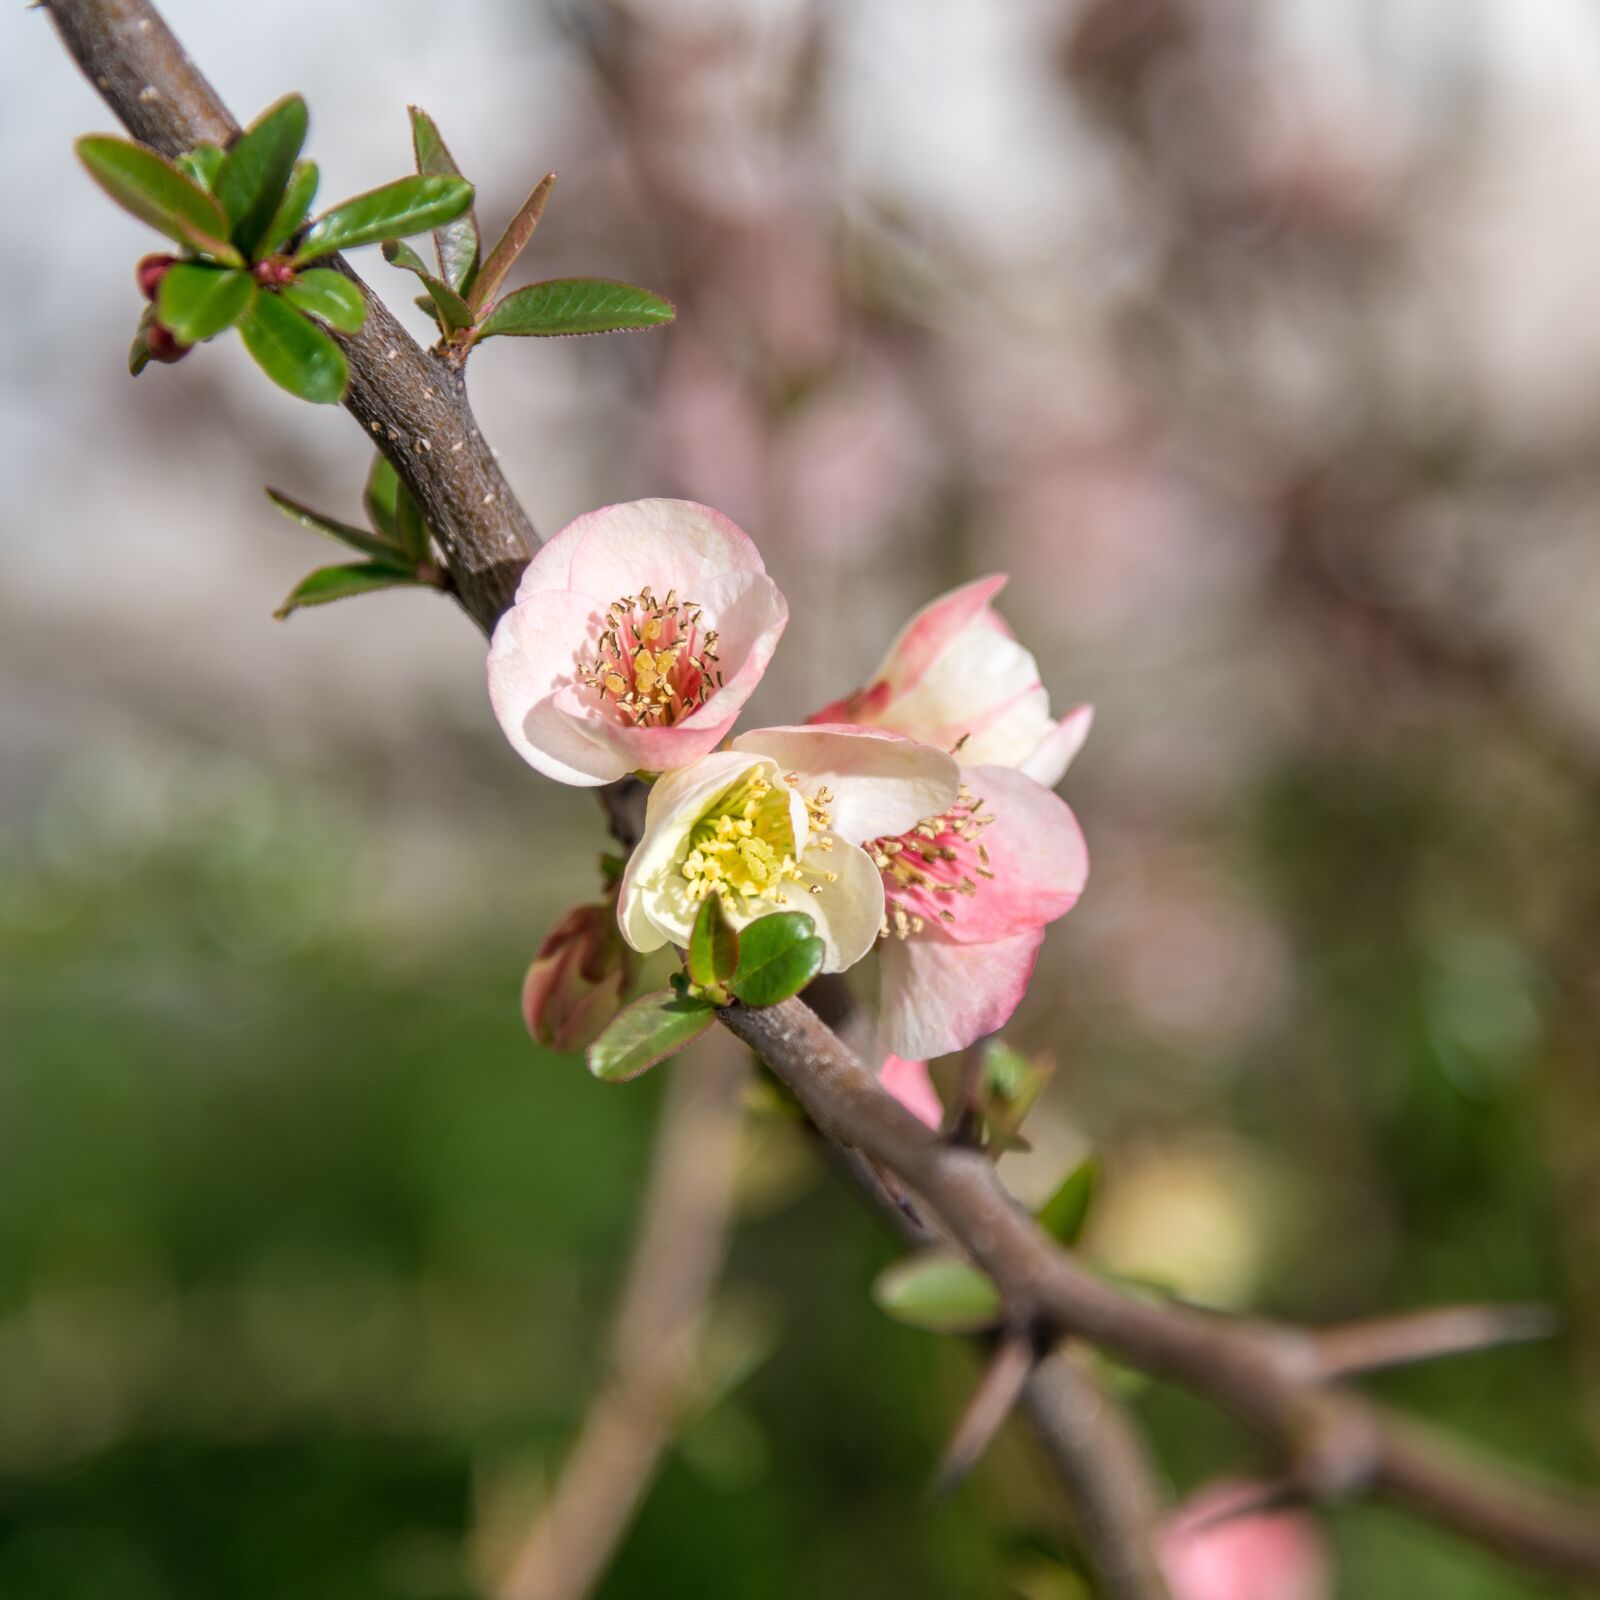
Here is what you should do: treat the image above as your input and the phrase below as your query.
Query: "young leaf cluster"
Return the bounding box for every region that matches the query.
[267,455,447,618]
[77,94,474,403]
[585,897,825,1083]
[387,108,675,360]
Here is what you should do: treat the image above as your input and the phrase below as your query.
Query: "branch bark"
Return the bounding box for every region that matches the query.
[44,0,536,630]
[719,996,1600,1587]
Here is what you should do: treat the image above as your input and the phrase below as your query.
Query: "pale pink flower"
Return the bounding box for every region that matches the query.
[1158,1482,1332,1600]
[879,1054,944,1129]
[810,574,1092,788]
[869,763,1087,1060]
[488,500,788,787]
[617,726,958,974]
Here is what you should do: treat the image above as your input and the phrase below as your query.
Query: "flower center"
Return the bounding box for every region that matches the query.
[579,587,721,727]
[868,783,995,939]
[681,770,803,908]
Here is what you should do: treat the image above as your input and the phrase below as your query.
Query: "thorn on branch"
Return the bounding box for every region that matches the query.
[1312,1303,1559,1380]
[931,1330,1038,1499]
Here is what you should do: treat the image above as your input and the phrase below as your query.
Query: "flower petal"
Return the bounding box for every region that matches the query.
[732,725,959,843]
[1020,703,1094,788]
[875,573,1010,695]
[879,1054,943,1129]
[883,625,1047,759]
[488,588,631,785]
[877,928,1044,1059]
[937,764,1088,945]
[798,837,886,971]
[566,498,766,601]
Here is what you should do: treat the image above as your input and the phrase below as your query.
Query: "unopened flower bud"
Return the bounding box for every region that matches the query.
[144,322,191,364]
[522,901,637,1051]
[137,253,177,301]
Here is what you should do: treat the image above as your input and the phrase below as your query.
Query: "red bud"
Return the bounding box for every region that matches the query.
[137,253,177,301]
[145,322,191,364]
[522,901,637,1052]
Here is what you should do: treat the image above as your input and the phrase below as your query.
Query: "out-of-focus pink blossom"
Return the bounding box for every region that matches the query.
[1158,1482,1333,1600]
[522,901,638,1052]
[810,575,1092,789]
[488,499,787,786]
[879,1054,943,1129]
[870,763,1088,1059]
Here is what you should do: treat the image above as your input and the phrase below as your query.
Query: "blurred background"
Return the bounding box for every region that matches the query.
[5,0,1600,1594]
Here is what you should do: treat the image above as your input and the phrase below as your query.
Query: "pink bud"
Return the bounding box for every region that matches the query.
[1158,1482,1332,1600]
[137,253,177,301]
[144,322,191,364]
[521,901,637,1052]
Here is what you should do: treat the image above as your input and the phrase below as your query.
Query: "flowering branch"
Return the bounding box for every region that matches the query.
[44,0,535,629]
[41,1,1600,1593]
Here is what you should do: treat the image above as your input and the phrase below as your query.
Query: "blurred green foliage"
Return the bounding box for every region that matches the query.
[0,729,1593,1597]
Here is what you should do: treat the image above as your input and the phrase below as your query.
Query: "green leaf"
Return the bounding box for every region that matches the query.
[413,294,444,327]
[476,277,675,339]
[215,93,308,257]
[76,135,240,262]
[364,456,400,537]
[275,562,422,620]
[467,170,555,313]
[688,894,740,989]
[281,268,366,333]
[408,105,479,293]
[155,264,255,342]
[128,320,153,376]
[872,1254,1003,1334]
[586,989,716,1083]
[392,476,429,563]
[176,143,225,192]
[1036,1157,1099,1248]
[728,912,824,1008]
[293,174,474,263]
[259,160,319,258]
[237,291,348,403]
[264,487,409,564]
[381,240,474,332]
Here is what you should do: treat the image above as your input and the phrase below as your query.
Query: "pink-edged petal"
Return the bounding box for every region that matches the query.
[877,928,1044,1060]
[567,498,766,601]
[618,751,771,951]
[875,573,1009,695]
[885,626,1045,755]
[488,588,630,785]
[879,1054,943,1129]
[732,725,958,844]
[938,764,1088,944]
[1020,703,1094,788]
[798,838,886,972]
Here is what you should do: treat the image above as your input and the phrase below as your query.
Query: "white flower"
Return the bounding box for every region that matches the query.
[617,726,959,973]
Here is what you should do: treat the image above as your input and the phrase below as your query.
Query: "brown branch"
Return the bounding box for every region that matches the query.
[1024,1353,1175,1600]
[492,1033,747,1600]
[42,0,536,631]
[719,996,1600,1586]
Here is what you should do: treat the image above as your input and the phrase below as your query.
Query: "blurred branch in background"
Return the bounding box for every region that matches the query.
[488,1034,747,1600]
